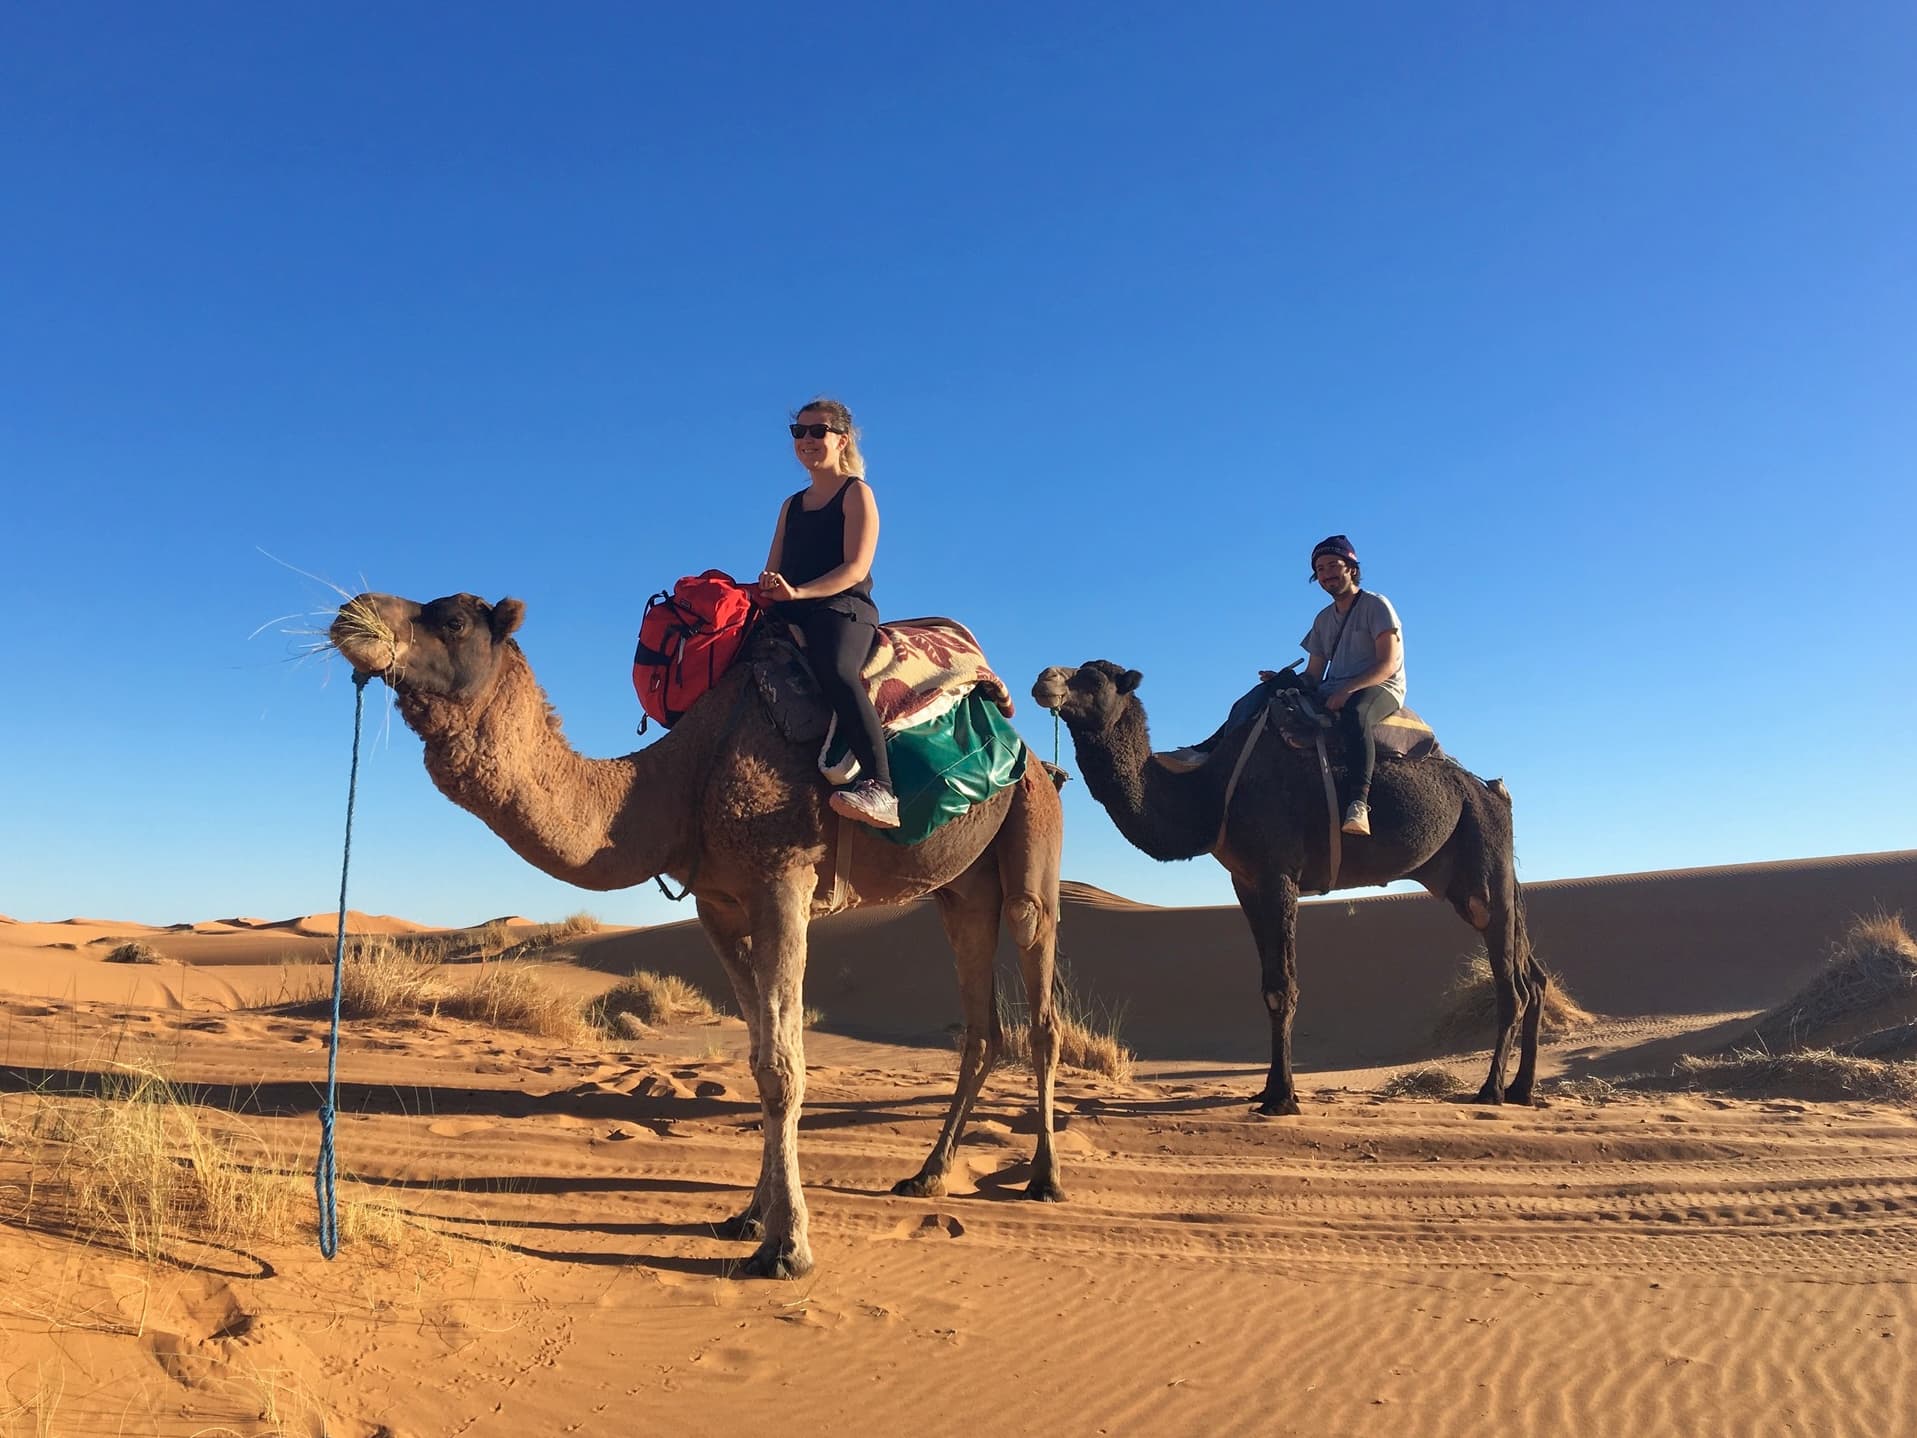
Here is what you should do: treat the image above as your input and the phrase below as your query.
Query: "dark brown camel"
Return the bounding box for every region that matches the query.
[1033,661,1543,1115]
[330,592,1066,1278]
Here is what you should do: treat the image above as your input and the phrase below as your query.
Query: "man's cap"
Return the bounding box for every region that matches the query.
[1309,534,1359,578]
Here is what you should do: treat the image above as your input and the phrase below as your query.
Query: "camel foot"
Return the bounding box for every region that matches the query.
[1472,1083,1506,1106]
[1024,1173,1066,1204]
[739,1239,813,1281]
[1503,1082,1536,1106]
[712,1210,765,1242]
[892,1172,947,1199]
[1255,1096,1302,1117]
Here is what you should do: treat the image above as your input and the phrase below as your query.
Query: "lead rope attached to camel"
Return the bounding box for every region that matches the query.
[315,670,370,1259]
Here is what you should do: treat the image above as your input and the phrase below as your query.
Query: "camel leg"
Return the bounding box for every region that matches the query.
[737,879,814,1279]
[695,897,767,1241]
[1235,873,1302,1117]
[1001,774,1064,1202]
[1466,878,1523,1106]
[894,855,1004,1199]
[1504,895,1545,1106]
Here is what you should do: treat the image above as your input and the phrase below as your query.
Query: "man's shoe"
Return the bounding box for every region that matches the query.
[831,779,901,830]
[1341,801,1371,837]
[1154,746,1211,774]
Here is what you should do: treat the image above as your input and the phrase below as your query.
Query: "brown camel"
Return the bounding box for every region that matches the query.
[1032,661,1543,1114]
[329,591,1066,1278]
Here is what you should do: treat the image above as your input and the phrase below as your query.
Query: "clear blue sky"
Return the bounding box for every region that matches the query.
[4,4,1912,928]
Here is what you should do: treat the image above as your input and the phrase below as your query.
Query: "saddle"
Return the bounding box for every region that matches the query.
[1265,685,1440,762]
[749,617,1015,779]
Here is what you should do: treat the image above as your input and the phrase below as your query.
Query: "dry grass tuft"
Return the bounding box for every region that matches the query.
[1674,1048,1917,1105]
[588,970,719,1030]
[1432,951,1594,1051]
[1377,1064,1463,1099]
[439,962,585,1041]
[996,962,1135,1082]
[1751,911,1917,1052]
[337,935,449,1018]
[0,1066,431,1261]
[280,937,587,1039]
[330,594,399,674]
[1547,1075,1627,1104]
[102,940,164,965]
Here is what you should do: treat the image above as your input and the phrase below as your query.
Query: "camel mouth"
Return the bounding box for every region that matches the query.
[329,596,403,680]
[1030,667,1076,712]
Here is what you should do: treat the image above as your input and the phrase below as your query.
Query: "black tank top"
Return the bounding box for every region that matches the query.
[778,477,875,606]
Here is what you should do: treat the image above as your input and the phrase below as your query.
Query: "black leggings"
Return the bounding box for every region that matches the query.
[798,605,891,790]
[1337,685,1400,805]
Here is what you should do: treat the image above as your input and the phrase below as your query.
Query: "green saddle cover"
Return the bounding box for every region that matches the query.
[880,689,1028,845]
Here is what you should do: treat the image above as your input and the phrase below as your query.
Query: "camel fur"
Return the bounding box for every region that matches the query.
[331,592,1065,1279]
[1033,660,1543,1115]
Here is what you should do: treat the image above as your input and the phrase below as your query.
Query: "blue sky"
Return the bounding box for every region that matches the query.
[3,4,1912,928]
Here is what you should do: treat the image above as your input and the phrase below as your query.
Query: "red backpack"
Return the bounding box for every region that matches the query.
[631,570,761,731]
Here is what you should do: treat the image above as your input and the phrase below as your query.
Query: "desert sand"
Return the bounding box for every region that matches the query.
[4,850,1915,1436]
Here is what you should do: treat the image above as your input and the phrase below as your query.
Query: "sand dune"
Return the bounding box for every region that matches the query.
[2,851,1914,1435]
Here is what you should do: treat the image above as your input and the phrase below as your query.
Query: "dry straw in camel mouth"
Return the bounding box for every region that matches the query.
[333,596,401,678]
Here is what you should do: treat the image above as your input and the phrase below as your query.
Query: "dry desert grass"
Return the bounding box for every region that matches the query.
[0,1065,423,1262]
[586,969,720,1032]
[102,939,164,965]
[1432,950,1594,1050]
[1750,910,1917,1054]
[995,962,1134,1082]
[281,935,586,1039]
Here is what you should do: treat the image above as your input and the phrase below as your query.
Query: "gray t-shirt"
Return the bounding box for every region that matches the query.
[1301,590,1405,704]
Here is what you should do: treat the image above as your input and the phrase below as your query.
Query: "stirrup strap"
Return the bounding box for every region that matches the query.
[1311,731,1342,895]
[1211,703,1271,855]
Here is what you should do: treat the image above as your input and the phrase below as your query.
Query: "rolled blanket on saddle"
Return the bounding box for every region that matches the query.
[753,617,1026,846]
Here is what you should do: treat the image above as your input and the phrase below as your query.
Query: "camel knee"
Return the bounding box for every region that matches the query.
[751,1054,803,1111]
[1004,894,1050,952]
[1464,895,1491,931]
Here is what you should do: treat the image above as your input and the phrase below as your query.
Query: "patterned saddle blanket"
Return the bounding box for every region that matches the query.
[750,617,1015,753]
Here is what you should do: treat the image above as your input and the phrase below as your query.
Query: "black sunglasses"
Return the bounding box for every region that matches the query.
[789,422,845,440]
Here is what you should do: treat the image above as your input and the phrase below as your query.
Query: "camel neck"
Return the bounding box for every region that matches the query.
[1070,704,1222,862]
[411,649,687,890]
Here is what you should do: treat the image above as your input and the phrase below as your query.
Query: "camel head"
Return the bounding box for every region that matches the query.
[330,592,527,704]
[1031,661,1144,734]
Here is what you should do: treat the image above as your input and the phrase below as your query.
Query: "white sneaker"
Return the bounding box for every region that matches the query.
[1341,801,1370,837]
[831,779,900,830]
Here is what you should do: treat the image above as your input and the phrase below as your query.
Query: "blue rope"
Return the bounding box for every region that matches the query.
[316,672,370,1258]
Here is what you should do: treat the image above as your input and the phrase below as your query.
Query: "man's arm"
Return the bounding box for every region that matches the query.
[1322,630,1401,711]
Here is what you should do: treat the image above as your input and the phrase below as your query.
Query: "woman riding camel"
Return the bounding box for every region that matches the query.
[757,397,899,830]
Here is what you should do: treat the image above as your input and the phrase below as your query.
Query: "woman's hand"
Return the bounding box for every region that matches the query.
[759,570,799,603]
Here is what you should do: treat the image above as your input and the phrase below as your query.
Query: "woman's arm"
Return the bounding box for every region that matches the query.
[784,481,879,601]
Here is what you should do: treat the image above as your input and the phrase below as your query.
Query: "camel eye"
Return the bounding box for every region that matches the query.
[444,615,469,636]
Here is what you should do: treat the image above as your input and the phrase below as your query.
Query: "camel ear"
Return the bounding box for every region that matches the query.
[490,598,526,640]
[1117,669,1143,694]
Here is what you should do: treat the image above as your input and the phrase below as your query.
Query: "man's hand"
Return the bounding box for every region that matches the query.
[1323,688,1351,712]
[1258,669,1281,682]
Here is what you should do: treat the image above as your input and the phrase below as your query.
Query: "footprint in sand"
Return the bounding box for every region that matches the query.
[428,1118,497,1138]
[894,1213,965,1241]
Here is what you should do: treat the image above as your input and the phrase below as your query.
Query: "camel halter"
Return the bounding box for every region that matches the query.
[314,669,371,1258]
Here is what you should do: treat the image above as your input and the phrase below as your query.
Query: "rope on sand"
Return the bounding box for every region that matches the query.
[316,671,370,1258]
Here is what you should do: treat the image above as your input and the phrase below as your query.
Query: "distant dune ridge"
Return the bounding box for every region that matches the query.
[4,851,1912,1065]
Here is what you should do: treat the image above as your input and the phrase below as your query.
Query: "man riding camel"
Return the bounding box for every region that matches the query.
[1162,534,1405,838]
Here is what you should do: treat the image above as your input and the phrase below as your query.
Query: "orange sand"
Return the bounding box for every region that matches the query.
[3,850,1914,1435]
